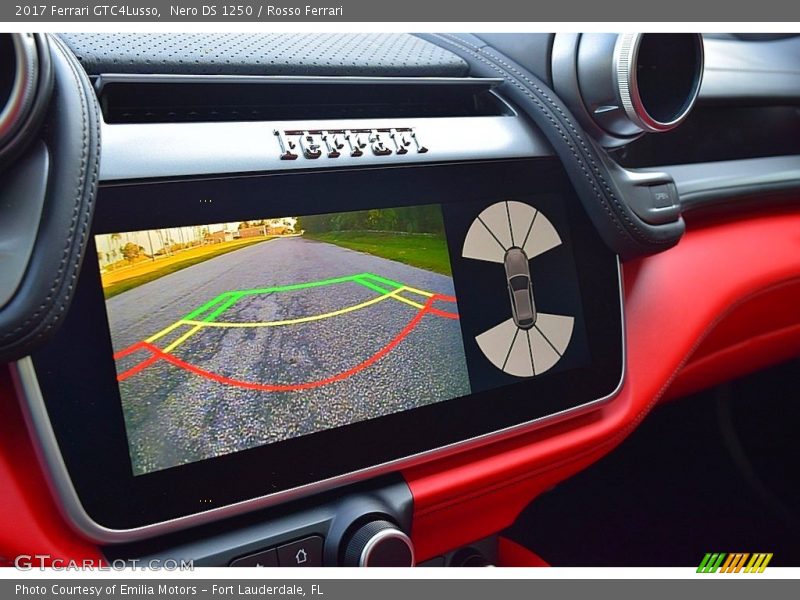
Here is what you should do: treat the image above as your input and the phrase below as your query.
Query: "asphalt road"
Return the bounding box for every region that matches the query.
[106,236,470,475]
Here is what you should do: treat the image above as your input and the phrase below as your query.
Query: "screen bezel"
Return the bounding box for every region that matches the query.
[29,159,624,531]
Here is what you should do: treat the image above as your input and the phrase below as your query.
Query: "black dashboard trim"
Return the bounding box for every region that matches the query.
[652,156,800,215]
[700,36,800,104]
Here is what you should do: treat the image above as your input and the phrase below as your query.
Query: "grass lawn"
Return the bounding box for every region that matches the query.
[102,237,278,299]
[305,231,452,276]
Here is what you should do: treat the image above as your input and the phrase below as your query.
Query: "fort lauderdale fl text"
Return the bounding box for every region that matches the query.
[14,4,345,18]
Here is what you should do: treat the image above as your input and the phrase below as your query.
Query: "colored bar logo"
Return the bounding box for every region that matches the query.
[697,553,773,573]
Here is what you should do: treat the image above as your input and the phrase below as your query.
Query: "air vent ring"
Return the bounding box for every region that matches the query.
[615,33,704,133]
[552,33,704,147]
[0,33,52,167]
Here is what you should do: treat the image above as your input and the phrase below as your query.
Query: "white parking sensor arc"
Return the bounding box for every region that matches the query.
[462,201,574,377]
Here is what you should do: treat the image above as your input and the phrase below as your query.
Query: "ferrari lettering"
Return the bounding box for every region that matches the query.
[275,128,427,160]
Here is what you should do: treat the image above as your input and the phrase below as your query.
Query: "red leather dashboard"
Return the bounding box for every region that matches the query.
[0,366,102,566]
[403,208,800,561]
[1,208,799,565]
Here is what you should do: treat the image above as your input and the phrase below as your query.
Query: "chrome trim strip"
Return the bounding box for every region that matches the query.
[10,258,625,544]
[99,115,552,181]
[614,33,703,134]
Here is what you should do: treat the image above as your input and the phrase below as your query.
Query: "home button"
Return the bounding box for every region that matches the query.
[276,536,324,567]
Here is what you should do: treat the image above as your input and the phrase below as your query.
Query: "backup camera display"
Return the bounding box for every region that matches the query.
[96,205,471,475]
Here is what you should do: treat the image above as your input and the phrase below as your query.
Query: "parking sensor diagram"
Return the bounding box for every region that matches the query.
[462,201,574,377]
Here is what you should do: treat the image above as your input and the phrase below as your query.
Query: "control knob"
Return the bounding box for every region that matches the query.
[343,520,415,567]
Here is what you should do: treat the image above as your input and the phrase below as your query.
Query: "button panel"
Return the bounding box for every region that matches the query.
[229,548,278,567]
[276,536,324,567]
[227,536,324,567]
[649,183,678,209]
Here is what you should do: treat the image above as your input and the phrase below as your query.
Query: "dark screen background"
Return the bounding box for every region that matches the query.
[443,195,590,393]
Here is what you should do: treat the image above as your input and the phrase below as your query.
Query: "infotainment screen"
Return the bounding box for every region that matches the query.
[27,160,623,531]
[96,205,472,475]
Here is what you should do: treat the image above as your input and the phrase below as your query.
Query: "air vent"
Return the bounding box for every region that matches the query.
[95,75,511,124]
[552,33,704,147]
[1,33,51,165]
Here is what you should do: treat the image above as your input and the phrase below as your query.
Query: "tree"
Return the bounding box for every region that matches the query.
[296,207,444,235]
[121,242,141,264]
[155,230,170,256]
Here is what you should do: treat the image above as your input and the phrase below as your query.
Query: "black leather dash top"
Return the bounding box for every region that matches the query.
[58,33,469,77]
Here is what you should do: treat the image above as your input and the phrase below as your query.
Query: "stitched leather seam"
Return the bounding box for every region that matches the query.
[1,36,98,344]
[480,46,649,239]
[430,35,628,242]
[441,33,650,242]
[39,37,99,341]
[433,33,665,248]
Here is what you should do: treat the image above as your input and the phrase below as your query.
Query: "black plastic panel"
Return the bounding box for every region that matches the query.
[103,476,412,566]
[614,106,800,168]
